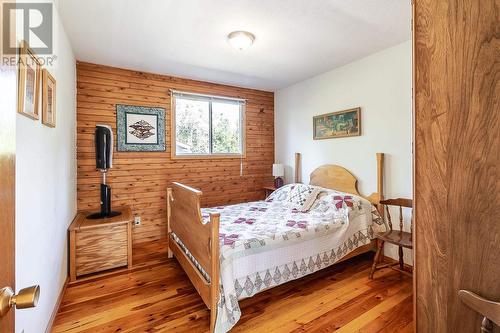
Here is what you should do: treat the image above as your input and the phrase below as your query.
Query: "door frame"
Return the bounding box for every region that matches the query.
[411,1,416,332]
[0,53,17,332]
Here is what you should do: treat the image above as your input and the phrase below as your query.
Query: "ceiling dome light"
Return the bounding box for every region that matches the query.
[227,31,255,50]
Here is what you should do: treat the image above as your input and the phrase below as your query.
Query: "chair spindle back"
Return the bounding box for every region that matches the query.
[380,198,413,234]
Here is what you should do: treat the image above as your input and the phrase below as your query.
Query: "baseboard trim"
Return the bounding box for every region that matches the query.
[45,277,69,333]
[382,255,414,270]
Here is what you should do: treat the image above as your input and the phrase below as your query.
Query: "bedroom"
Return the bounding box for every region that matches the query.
[0,0,498,333]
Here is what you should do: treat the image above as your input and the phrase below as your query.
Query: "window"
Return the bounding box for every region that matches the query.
[172,91,245,157]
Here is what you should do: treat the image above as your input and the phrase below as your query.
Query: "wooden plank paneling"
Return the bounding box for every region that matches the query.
[414,0,499,332]
[76,62,274,244]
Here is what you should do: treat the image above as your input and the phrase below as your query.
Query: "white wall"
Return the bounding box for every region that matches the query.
[15,2,76,332]
[275,40,412,262]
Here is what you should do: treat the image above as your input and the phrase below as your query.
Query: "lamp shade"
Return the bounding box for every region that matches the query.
[272,164,284,177]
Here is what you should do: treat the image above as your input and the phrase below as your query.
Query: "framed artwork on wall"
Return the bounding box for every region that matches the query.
[42,69,56,127]
[17,40,41,120]
[116,104,166,151]
[313,107,361,140]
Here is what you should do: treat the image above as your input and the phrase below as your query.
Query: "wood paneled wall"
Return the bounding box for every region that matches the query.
[76,62,274,244]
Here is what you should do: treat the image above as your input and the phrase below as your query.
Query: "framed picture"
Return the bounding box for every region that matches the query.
[313,107,361,140]
[42,69,56,127]
[116,104,166,151]
[18,40,41,120]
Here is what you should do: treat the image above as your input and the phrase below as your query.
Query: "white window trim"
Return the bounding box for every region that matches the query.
[171,91,246,159]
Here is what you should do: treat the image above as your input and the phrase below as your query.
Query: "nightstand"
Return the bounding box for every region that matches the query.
[68,206,133,283]
[263,185,277,198]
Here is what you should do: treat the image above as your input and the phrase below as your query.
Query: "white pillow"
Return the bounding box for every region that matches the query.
[285,184,315,207]
[265,184,293,202]
[266,183,324,212]
[299,188,323,212]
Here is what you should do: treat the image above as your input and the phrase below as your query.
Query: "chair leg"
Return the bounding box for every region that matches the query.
[370,240,384,279]
[399,246,404,271]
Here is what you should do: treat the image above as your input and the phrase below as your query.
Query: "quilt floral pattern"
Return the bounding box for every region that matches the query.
[172,184,384,333]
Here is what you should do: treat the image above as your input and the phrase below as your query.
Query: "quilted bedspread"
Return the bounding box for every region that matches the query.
[193,184,385,332]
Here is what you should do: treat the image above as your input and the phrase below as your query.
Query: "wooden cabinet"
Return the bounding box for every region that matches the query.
[263,185,277,198]
[69,207,133,282]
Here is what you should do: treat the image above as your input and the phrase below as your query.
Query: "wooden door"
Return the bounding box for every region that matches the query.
[414,0,499,332]
[0,54,17,331]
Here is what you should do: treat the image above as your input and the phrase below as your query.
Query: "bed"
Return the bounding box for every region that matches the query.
[166,153,385,332]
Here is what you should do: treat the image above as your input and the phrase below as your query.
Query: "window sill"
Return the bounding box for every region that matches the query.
[171,154,246,160]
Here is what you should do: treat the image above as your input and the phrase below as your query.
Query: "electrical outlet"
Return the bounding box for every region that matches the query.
[134,216,141,225]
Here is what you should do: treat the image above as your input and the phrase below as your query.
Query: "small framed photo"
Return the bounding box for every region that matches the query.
[18,40,41,120]
[313,107,361,140]
[116,104,166,152]
[42,69,56,127]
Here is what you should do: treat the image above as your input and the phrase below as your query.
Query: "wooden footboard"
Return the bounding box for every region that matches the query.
[167,182,219,332]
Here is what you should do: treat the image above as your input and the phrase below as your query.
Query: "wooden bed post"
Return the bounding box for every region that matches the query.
[376,152,384,215]
[166,188,173,258]
[209,213,220,333]
[295,152,301,183]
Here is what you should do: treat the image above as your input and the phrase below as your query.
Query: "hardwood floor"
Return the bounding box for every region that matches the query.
[52,240,413,332]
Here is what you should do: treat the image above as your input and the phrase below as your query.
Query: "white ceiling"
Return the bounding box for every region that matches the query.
[58,0,411,91]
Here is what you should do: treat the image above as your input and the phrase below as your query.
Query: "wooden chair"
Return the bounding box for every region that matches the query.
[369,198,413,279]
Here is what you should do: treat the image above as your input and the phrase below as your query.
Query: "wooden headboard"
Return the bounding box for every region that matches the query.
[309,165,361,196]
[301,153,384,206]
